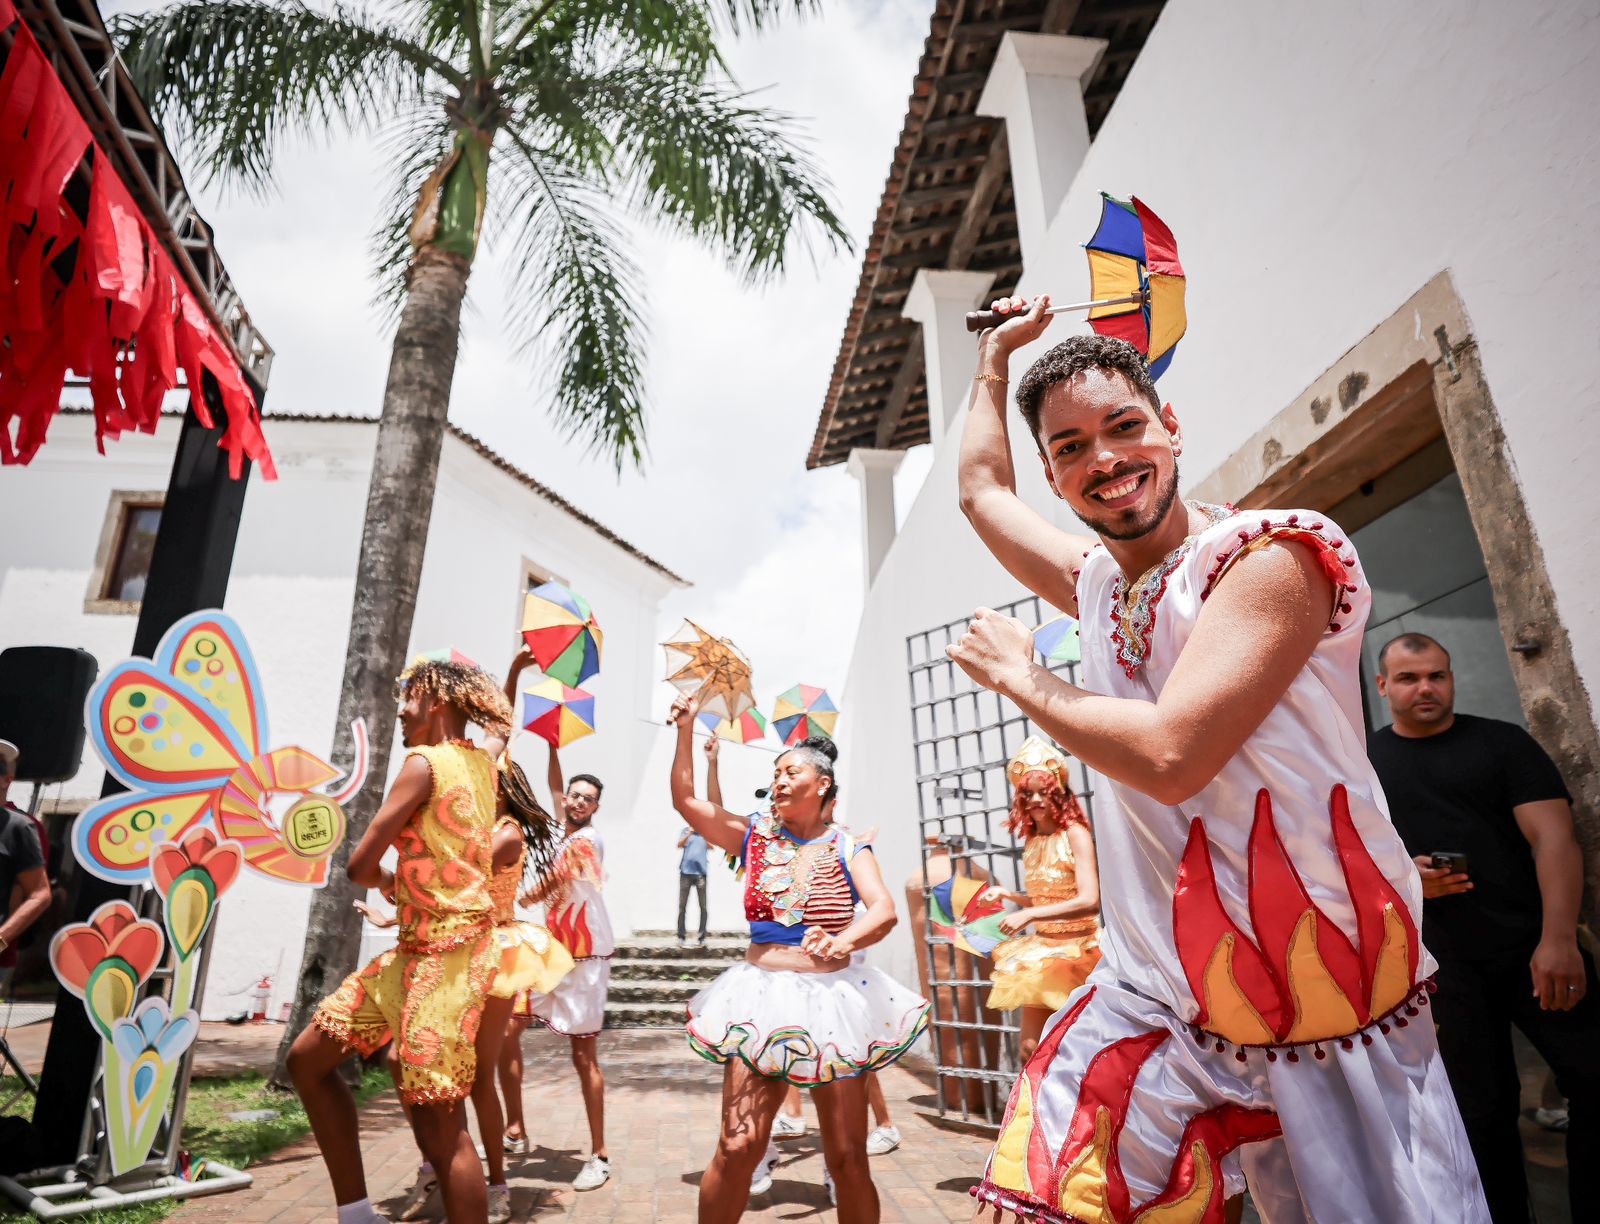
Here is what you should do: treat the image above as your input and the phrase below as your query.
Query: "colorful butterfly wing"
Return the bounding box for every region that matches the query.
[74,791,217,884]
[89,663,247,792]
[155,612,268,756]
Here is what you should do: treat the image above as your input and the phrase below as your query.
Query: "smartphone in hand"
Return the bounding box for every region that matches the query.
[1429,851,1469,875]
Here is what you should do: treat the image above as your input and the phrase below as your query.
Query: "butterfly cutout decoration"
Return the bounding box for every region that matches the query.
[75,609,368,887]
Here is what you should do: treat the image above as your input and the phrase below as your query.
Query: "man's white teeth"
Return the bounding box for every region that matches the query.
[1095,474,1143,500]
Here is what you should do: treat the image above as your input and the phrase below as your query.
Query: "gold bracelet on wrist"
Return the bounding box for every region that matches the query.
[974,372,1008,384]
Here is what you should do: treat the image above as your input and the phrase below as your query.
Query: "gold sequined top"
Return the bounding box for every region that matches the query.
[393,741,496,953]
[1024,827,1098,940]
[488,817,526,928]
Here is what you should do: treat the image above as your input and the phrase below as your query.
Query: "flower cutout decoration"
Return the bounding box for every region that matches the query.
[105,996,199,1175]
[49,900,165,1041]
[152,826,243,962]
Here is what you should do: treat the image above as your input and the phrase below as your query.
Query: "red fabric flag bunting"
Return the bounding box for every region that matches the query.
[0,14,274,477]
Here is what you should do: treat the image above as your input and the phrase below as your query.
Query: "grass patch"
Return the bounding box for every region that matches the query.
[0,1067,391,1223]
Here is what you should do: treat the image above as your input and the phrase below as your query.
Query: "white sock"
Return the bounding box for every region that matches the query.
[337,1198,375,1224]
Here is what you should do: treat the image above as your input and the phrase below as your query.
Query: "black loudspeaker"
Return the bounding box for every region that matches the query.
[0,647,99,783]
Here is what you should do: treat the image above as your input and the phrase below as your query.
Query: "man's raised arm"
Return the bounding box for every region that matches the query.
[958,294,1097,615]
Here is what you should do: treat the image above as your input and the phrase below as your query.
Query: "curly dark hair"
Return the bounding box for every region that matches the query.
[1015,335,1160,441]
[395,659,512,738]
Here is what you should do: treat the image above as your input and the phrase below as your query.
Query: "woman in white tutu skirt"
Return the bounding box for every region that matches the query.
[668,695,929,1223]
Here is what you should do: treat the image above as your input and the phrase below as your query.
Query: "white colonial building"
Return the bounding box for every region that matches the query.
[0,409,764,1020]
[814,0,1600,996]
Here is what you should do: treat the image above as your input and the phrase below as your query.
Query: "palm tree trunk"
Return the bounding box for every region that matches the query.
[270,245,472,1087]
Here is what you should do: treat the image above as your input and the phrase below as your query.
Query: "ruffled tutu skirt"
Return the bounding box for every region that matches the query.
[686,961,929,1085]
[987,931,1100,1013]
[488,921,575,1000]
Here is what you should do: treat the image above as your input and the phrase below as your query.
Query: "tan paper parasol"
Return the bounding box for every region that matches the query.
[661,619,755,723]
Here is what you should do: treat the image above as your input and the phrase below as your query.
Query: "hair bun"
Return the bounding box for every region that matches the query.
[797,735,838,762]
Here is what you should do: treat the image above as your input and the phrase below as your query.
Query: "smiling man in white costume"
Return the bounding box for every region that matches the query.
[951,296,1487,1224]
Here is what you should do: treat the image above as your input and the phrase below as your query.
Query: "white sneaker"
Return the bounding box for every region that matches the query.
[750,1140,779,1196]
[572,1155,610,1191]
[396,1171,439,1220]
[487,1184,511,1224]
[771,1111,807,1138]
[865,1123,901,1156]
[823,1167,835,1205]
[504,1134,529,1155]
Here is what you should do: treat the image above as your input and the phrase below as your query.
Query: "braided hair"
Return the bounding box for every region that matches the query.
[395,659,512,738]
[498,756,563,895]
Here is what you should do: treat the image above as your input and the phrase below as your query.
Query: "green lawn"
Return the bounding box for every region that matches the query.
[0,1068,391,1224]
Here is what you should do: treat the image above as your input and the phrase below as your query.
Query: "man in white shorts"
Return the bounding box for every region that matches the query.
[519,761,614,1191]
[952,297,1487,1222]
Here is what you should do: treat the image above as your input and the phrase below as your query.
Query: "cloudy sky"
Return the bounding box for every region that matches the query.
[108,0,937,712]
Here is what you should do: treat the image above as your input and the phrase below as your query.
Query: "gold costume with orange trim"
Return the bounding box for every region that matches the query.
[313,741,500,1104]
[989,737,1102,1014]
[486,816,574,999]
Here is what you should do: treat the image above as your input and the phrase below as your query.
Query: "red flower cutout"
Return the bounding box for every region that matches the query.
[151,826,243,898]
[50,900,164,995]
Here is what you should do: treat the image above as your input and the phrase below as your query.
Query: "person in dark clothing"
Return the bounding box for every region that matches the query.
[0,740,50,993]
[1368,633,1596,1224]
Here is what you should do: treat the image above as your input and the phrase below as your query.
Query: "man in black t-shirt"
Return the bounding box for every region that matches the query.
[1369,634,1596,1223]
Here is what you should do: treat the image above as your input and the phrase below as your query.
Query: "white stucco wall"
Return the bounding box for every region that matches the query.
[840,0,1600,990]
[0,413,693,1017]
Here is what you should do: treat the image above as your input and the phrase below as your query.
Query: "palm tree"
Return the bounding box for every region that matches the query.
[111,0,846,1085]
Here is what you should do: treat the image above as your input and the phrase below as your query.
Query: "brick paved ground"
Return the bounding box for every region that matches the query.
[171,1027,994,1223]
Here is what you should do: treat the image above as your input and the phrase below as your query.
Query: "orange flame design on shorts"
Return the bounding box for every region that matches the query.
[1173,786,1419,1045]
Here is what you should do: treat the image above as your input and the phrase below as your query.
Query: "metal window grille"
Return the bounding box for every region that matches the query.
[907,595,1096,1128]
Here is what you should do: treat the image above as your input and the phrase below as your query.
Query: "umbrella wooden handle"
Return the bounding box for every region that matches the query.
[964,292,1146,333]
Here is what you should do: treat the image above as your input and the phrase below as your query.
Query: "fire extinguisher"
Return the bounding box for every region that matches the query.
[249,976,272,1022]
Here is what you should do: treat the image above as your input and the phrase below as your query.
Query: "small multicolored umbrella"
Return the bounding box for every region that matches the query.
[521,677,596,748]
[412,647,479,669]
[771,684,838,745]
[961,193,1186,381]
[713,708,769,745]
[1034,614,1081,665]
[1085,193,1186,379]
[661,619,756,723]
[928,876,1013,958]
[522,582,603,687]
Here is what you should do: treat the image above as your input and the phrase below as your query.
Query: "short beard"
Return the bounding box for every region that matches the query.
[1079,462,1181,541]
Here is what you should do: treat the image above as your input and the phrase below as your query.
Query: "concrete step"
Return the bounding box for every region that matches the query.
[609,978,705,1005]
[604,1000,686,1028]
[610,956,733,983]
[611,936,745,962]
[633,929,743,941]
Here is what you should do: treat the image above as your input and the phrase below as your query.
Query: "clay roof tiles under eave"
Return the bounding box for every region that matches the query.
[806,0,1168,470]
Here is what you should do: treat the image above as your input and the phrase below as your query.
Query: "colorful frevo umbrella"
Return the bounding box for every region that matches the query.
[713,708,769,745]
[661,619,756,723]
[521,677,596,748]
[1084,193,1186,378]
[1034,614,1081,665]
[522,582,603,687]
[771,684,838,746]
[961,193,1186,379]
[928,876,1013,958]
[412,647,479,669]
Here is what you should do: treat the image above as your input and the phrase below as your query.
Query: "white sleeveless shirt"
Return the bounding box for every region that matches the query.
[1072,504,1431,1047]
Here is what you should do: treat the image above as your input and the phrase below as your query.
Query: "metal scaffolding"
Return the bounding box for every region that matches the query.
[906,595,1097,1128]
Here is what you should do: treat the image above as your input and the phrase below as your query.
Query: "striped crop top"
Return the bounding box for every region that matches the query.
[741,813,867,946]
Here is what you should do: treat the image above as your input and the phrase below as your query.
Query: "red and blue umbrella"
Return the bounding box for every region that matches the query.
[771,685,838,745]
[522,582,603,688]
[1085,194,1186,379]
[521,677,596,748]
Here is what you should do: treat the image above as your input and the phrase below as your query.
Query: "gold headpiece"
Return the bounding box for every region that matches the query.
[1007,735,1071,792]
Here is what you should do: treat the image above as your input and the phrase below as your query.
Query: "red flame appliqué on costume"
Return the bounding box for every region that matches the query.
[1173,787,1419,1045]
